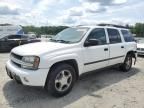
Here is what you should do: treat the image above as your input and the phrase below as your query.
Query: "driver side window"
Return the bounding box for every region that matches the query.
[87,28,107,45]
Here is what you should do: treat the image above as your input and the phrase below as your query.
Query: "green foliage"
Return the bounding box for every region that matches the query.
[22,26,68,37]
[130,23,144,37]
[22,23,144,37]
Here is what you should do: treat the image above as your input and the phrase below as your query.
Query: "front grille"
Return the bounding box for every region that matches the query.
[11,53,23,60]
[137,48,144,51]
[141,48,144,51]
[10,52,23,68]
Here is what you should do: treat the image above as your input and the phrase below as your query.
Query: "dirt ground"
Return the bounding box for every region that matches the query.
[0,53,144,108]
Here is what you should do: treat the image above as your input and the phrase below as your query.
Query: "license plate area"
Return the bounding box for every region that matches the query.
[6,67,22,84]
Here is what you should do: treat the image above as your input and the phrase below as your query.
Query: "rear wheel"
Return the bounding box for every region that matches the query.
[45,63,76,97]
[120,54,132,72]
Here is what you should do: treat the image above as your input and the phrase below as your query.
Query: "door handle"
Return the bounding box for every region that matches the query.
[104,48,108,51]
[121,46,124,48]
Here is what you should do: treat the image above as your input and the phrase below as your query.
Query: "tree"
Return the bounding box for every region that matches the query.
[23,23,144,37]
[132,23,144,37]
[22,26,68,37]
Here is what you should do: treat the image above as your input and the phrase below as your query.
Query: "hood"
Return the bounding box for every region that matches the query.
[137,43,144,48]
[12,42,73,56]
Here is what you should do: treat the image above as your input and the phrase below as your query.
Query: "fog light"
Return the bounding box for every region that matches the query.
[23,77,29,82]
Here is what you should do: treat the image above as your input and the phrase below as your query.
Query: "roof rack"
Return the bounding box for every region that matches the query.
[98,23,129,29]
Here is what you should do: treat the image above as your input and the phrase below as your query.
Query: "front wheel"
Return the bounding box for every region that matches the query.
[45,63,76,97]
[120,54,132,72]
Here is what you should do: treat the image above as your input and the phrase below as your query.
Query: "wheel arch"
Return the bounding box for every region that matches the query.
[44,59,79,87]
[126,50,136,58]
[126,50,137,65]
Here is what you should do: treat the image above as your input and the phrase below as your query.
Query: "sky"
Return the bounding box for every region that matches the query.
[0,0,143,26]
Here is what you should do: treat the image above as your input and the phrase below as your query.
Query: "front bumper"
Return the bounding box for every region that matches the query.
[6,60,49,86]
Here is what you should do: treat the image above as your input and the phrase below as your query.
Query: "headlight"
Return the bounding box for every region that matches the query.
[21,56,40,70]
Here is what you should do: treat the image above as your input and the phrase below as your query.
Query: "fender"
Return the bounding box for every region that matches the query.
[40,53,84,75]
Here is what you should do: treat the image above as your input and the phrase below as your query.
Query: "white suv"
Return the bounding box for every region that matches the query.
[6,25,137,97]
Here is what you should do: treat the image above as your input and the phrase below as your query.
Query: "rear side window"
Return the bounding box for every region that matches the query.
[87,28,107,45]
[107,29,121,44]
[121,30,135,42]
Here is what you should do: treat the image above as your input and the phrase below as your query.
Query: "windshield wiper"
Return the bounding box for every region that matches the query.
[50,39,71,43]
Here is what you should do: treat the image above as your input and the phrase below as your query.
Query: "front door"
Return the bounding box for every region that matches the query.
[83,28,109,72]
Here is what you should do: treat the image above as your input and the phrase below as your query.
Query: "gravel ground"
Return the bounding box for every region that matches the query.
[0,53,144,108]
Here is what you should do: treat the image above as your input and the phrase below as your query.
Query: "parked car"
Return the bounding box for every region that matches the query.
[136,38,144,55]
[6,25,137,97]
[0,24,24,39]
[0,34,40,52]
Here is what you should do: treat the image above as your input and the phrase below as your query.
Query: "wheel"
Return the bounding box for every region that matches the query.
[120,54,132,72]
[45,63,76,97]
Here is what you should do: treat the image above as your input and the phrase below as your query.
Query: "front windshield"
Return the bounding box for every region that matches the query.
[50,27,89,43]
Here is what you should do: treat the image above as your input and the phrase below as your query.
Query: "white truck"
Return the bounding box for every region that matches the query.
[136,38,144,55]
[6,25,137,97]
[0,24,24,39]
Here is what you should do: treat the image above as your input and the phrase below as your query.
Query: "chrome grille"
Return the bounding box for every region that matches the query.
[11,53,22,60]
[137,48,144,51]
[10,53,23,67]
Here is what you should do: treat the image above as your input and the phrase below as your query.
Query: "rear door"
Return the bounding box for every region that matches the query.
[106,28,125,65]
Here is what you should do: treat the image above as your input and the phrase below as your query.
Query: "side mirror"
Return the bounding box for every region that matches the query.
[84,39,99,47]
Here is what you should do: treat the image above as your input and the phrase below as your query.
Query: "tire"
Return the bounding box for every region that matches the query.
[120,54,132,72]
[45,63,76,97]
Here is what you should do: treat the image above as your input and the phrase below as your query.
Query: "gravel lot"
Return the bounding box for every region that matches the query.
[0,53,144,108]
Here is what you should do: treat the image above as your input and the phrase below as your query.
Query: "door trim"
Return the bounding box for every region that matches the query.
[84,55,125,65]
